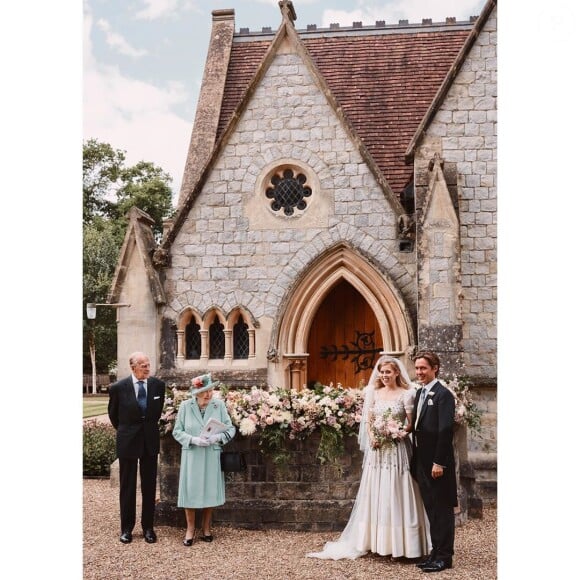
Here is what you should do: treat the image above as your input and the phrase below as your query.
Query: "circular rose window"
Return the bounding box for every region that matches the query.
[265,168,312,216]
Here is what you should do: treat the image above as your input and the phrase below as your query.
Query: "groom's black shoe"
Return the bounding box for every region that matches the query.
[421,558,452,573]
[416,554,436,569]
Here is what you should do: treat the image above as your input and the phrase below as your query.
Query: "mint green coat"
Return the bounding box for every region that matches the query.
[172,397,236,508]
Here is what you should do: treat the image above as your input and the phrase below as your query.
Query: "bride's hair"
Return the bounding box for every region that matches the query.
[359,355,413,451]
[373,357,411,390]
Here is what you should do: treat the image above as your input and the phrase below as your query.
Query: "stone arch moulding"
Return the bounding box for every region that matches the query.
[275,245,415,388]
[226,305,257,361]
[202,306,227,329]
[176,307,203,363]
[177,306,202,331]
[224,305,259,331]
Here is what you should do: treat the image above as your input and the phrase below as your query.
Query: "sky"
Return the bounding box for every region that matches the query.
[4,1,580,576]
[83,0,488,199]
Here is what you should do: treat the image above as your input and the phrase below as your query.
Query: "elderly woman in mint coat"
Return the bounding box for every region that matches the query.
[172,374,235,545]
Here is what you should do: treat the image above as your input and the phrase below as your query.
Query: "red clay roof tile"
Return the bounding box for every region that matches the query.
[217,27,471,197]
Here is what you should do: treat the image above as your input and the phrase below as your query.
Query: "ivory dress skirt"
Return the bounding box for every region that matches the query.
[308,397,431,559]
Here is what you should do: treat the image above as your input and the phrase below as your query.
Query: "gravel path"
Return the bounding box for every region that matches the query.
[83,478,496,579]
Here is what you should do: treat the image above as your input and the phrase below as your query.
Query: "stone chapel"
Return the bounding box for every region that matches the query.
[109,0,497,497]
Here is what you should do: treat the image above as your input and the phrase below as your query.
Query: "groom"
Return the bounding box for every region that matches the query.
[411,351,457,573]
[108,351,165,544]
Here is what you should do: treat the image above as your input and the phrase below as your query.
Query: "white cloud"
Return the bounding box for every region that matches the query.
[135,0,183,20]
[84,9,191,198]
[322,0,484,27]
[96,18,148,58]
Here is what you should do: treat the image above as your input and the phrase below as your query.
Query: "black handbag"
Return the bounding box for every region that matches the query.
[220,450,247,472]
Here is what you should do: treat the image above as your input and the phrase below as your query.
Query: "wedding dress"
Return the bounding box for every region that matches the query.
[307,357,431,560]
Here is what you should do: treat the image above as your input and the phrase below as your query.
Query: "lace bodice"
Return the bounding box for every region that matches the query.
[373,389,416,423]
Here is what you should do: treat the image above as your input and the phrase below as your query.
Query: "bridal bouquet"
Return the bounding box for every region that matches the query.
[369,408,407,449]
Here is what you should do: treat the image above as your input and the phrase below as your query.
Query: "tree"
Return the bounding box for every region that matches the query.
[115,161,174,239]
[83,139,174,238]
[83,218,119,377]
[83,139,124,225]
[82,139,174,379]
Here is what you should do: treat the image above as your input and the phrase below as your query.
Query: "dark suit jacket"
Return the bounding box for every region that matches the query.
[411,381,457,507]
[108,376,166,458]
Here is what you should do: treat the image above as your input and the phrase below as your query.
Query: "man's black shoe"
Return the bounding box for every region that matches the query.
[144,529,157,543]
[422,558,452,573]
[416,554,435,569]
[120,531,133,544]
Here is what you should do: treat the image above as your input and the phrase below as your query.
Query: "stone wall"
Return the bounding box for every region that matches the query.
[156,431,364,531]
[162,48,417,386]
[415,6,497,381]
[469,383,497,501]
[414,7,497,488]
[156,426,481,530]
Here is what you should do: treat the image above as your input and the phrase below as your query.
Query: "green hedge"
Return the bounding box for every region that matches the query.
[83,420,117,476]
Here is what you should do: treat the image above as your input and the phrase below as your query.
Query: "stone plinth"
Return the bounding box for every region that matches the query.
[156,431,363,531]
[155,427,480,530]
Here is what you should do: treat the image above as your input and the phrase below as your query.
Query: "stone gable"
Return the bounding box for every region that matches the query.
[415,6,497,380]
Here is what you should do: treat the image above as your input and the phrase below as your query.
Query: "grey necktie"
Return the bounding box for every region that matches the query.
[137,380,147,416]
[415,388,428,427]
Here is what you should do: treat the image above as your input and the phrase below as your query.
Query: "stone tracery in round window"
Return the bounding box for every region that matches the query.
[265,168,312,216]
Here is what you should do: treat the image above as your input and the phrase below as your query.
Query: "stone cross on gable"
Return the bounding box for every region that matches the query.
[279,0,297,23]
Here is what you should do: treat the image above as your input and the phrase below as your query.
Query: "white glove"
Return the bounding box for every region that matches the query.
[207,434,221,445]
[190,436,210,447]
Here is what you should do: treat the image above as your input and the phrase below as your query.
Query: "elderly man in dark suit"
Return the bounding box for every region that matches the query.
[411,351,457,573]
[108,351,165,544]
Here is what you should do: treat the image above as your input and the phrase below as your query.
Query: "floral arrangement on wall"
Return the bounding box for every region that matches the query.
[159,374,480,464]
[223,383,364,466]
[440,374,482,434]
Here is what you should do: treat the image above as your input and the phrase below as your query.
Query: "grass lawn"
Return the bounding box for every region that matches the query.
[83,396,109,418]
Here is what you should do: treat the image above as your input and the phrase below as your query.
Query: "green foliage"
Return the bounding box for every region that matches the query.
[83,219,122,373]
[259,425,291,466]
[83,420,117,476]
[83,219,122,297]
[83,139,174,237]
[114,161,174,239]
[83,139,125,224]
[317,424,347,466]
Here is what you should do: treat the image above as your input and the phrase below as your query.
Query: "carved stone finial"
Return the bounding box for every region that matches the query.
[398,214,416,241]
[428,153,444,172]
[153,248,170,267]
[279,0,297,24]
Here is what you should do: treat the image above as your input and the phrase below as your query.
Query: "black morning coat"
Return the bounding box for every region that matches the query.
[411,381,458,507]
[108,376,166,458]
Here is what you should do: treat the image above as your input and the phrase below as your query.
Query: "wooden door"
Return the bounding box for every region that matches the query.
[307,280,383,388]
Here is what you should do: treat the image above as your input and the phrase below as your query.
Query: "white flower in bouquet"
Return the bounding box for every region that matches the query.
[240,417,257,436]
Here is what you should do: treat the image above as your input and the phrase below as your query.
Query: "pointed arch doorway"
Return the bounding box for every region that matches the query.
[307,279,381,387]
[275,244,415,390]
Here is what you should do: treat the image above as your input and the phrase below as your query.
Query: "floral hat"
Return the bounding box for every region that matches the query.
[189,373,220,395]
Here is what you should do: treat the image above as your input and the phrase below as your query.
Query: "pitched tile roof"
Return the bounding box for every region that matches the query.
[217,25,471,197]
[406,0,497,162]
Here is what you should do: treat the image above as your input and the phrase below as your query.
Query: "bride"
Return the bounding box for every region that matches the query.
[307,355,431,560]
